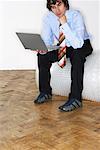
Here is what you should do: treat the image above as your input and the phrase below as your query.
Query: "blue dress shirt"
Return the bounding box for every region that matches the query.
[41,9,90,50]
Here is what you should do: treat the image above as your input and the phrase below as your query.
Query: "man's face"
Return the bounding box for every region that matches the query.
[50,0,67,18]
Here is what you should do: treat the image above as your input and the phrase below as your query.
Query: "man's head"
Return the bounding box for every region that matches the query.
[47,0,69,11]
[47,0,69,17]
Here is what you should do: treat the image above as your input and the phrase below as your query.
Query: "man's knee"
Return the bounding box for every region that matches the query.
[70,51,85,65]
[38,53,51,69]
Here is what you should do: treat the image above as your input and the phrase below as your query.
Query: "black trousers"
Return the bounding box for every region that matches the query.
[37,39,93,101]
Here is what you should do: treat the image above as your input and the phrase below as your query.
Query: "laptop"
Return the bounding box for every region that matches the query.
[16,32,60,52]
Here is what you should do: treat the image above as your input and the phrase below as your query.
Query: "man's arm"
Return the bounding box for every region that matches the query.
[59,11,87,49]
[41,16,54,46]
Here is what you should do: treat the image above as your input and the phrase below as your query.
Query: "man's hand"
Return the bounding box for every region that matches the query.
[59,15,67,25]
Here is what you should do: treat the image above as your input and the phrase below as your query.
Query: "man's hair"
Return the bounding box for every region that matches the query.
[47,0,69,11]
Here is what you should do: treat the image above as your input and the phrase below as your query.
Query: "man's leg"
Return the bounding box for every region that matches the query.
[69,51,86,101]
[38,53,52,95]
[59,52,84,111]
[34,50,58,104]
[59,39,93,111]
[69,39,93,101]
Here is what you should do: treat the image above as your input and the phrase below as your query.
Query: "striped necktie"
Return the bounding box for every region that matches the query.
[57,26,67,68]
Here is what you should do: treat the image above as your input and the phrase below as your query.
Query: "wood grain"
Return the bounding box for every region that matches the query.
[0,70,100,150]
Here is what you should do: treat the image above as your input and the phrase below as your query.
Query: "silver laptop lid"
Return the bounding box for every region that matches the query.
[16,32,60,53]
[16,33,48,51]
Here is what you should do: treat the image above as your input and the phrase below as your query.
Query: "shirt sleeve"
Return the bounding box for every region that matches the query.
[41,16,53,46]
[61,11,85,49]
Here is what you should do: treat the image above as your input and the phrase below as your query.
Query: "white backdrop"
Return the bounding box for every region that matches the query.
[0,0,100,70]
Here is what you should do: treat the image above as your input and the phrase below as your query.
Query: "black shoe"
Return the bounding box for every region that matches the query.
[34,93,52,104]
[59,98,82,112]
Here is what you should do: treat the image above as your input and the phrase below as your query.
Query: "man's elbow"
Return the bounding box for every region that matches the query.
[72,40,84,49]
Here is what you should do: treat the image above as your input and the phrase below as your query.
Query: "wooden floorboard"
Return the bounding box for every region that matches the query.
[0,70,100,150]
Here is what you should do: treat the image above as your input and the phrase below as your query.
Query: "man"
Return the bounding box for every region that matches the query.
[34,0,93,112]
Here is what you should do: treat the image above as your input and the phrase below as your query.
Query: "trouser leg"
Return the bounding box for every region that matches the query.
[67,39,93,101]
[38,53,52,94]
[69,52,86,101]
[37,50,58,94]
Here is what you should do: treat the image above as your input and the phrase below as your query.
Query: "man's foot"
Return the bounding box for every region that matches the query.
[34,93,52,104]
[59,98,82,112]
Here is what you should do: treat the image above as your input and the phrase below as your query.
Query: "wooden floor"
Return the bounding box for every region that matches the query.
[0,70,100,150]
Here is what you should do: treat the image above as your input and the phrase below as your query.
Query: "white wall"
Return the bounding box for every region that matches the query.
[0,0,100,70]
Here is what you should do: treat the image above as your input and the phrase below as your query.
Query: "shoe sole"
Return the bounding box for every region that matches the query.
[59,105,82,112]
